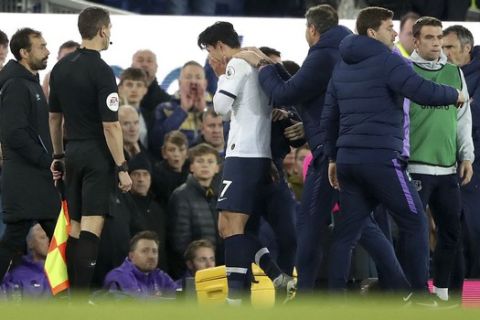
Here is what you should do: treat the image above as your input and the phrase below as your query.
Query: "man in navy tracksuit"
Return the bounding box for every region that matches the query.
[322,7,464,292]
[237,4,409,292]
[443,25,480,279]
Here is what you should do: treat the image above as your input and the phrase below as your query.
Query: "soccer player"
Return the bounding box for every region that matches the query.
[198,22,295,304]
[409,17,473,301]
[49,6,132,292]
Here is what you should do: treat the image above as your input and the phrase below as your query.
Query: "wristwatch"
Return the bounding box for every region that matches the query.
[115,161,128,174]
[256,58,272,68]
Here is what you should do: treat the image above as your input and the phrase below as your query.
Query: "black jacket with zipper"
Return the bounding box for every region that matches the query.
[0,59,60,222]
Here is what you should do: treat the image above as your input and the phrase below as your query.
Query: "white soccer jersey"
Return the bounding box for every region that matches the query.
[213,58,272,158]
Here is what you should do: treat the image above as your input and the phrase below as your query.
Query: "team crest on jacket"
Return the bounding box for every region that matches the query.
[412,179,422,191]
[106,92,119,111]
[226,66,235,79]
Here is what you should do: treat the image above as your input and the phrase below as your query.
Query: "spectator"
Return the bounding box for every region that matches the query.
[288,144,311,202]
[118,105,147,160]
[184,239,216,276]
[395,12,420,58]
[93,153,164,288]
[103,231,177,299]
[129,153,168,270]
[0,30,8,70]
[176,239,216,290]
[193,109,225,158]
[151,130,189,205]
[118,68,149,148]
[1,224,50,299]
[165,0,216,15]
[151,60,212,150]
[167,143,221,278]
[42,40,80,97]
[131,49,171,131]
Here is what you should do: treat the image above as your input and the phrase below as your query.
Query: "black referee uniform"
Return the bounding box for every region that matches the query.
[49,47,119,288]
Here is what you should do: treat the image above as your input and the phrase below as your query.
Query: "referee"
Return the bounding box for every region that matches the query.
[49,7,132,291]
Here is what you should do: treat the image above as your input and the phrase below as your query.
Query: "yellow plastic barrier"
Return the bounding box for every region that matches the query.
[195,265,228,305]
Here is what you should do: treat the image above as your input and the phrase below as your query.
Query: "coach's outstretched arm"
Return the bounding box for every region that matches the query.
[386,54,464,106]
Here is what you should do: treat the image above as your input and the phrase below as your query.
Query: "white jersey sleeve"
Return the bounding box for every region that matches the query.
[213,58,250,115]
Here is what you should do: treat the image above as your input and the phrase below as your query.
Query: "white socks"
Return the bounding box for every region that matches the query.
[433,286,449,301]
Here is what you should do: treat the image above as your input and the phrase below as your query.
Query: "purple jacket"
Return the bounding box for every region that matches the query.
[1,255,51,298]
[103,258,178,298]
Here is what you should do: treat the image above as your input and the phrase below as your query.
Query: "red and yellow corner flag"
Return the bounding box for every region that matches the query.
[44,199,71,295]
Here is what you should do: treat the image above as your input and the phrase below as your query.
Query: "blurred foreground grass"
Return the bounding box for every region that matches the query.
[1,295,480,320]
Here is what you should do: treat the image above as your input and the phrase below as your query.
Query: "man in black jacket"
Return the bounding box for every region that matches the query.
[0,28,60,282]
[168,143,221,279]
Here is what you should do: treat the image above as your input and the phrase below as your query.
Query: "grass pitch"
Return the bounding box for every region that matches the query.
[1,295,480,320]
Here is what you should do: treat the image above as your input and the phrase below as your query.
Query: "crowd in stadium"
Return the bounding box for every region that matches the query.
[0,0,479,308]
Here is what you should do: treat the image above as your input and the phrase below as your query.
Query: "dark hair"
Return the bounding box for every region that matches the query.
[282,60,300,76]
[443,25,474,49]
[0,30,8,47]
[10,28,42,61]
[184,239,215,262]
[399,12,420,31]
[78,6,110,40]
[163,130,188,148]
[129,231,159,252]
[198,21,240,50]
[412,16,442,39]
[189,143,219,163]
[201,107,221,122]
[305,4,338,35]
[58,40,80,54]
[259,46,281,58]
[356,7,393,36]
[119,67,148,86]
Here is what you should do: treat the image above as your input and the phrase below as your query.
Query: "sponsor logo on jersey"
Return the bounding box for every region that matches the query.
[106,92,120,111]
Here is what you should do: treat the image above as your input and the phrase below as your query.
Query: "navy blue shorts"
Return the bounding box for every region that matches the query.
[217,157,271,215]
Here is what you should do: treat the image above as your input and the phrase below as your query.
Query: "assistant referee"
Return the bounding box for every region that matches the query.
[49,6,132,291]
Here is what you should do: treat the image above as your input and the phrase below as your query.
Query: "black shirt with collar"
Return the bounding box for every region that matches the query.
[49,48,119,140]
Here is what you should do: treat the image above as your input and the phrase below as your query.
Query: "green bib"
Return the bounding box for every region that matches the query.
[409,63,461,167]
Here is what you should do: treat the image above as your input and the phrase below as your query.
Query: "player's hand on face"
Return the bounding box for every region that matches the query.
[234,50,262,68]
[328,162,340,190]
[208,55,227,77]
[284,121,305,141]
[118,171,132,192]
[459,160,473,186]
[272,108,289,121]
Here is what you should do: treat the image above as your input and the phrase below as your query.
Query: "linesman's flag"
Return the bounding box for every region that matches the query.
[44,198,71,295]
